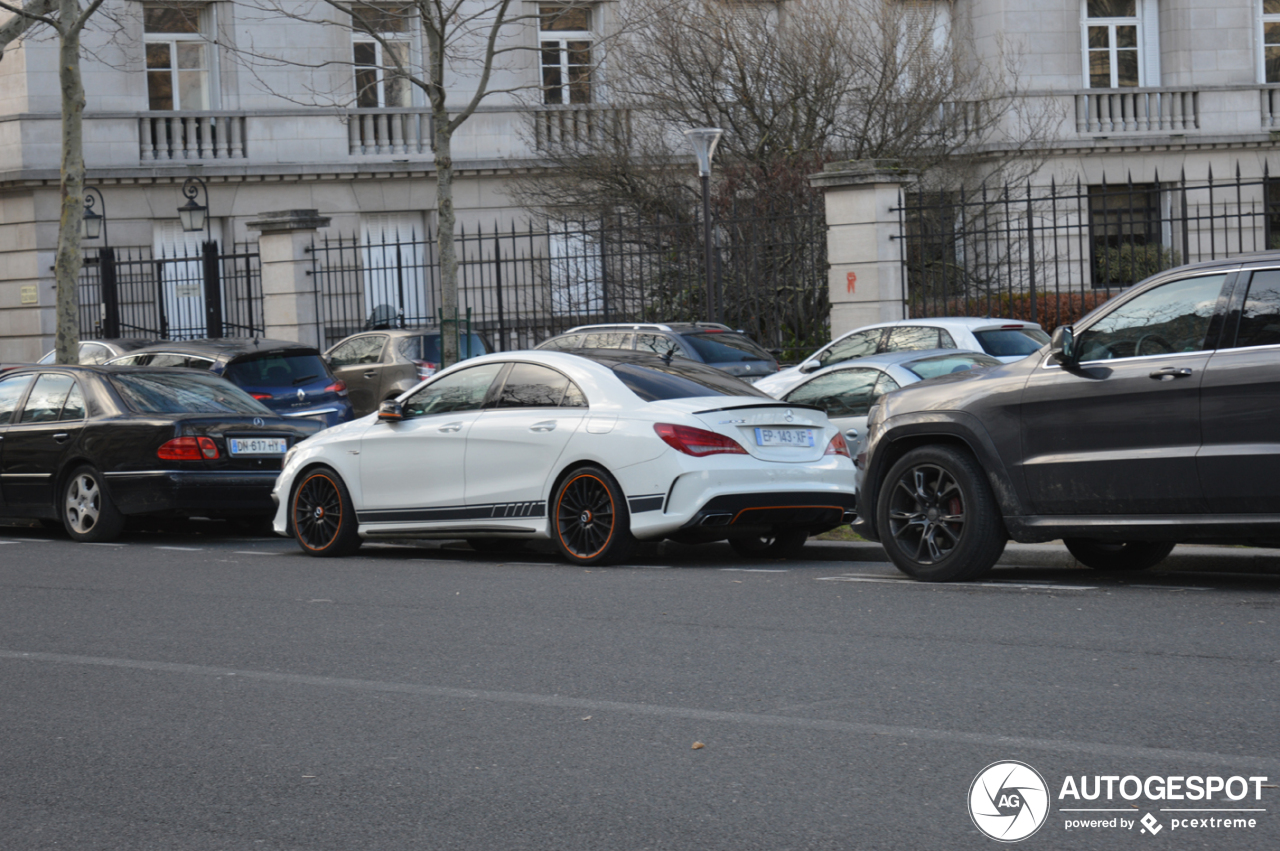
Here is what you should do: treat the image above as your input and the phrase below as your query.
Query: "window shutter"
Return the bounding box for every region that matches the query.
[1141,0,1160,86]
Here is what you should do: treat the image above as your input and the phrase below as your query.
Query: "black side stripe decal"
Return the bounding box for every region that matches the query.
[359,501,546,524]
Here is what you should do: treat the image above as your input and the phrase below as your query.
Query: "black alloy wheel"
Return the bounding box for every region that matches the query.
[729,529,808,559]
[1063,538,1176,571]
[62,465,125,543]
[877,445,1006,582]
[291,467,362,557]
[552,466,635,566]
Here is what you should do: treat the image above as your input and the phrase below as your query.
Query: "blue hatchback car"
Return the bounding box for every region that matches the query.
[106,338,355,428]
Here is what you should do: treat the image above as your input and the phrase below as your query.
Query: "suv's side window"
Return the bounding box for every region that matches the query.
[580,331,632,349]
[817,329,881,368]
[80,343,112,364]
[1075,274,1227,361]
[1231,270,1280,348]
[635,333,680,356]
[493,363,587,408]
[884,326,944,352]
[402,363,504,418]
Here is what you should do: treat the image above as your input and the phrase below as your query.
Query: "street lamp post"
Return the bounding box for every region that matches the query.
[177,176,222,338]
[81,186,120,338]
[684,127,723,323]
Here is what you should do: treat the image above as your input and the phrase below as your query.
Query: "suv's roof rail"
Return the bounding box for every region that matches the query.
[566,323,672,333]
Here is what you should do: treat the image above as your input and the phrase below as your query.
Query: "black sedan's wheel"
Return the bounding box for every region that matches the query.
[291,467,362,557]
[729,529,808,559]
[62,465,125,543]
[552,466,635,566]
[876,446,1006,581]
[1063,539,1175,571]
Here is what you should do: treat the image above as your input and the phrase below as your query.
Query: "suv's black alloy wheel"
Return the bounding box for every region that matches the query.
[877,446,1007,581]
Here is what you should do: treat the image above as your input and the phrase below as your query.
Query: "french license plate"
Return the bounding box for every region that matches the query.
[228,437,288,456]
[754,427,815,448]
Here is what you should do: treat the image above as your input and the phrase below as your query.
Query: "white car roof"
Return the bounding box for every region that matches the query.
[849,317,1043,333]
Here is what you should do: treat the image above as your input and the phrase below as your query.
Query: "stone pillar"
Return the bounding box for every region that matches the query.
[246,210,331,348]
[809,160,915,339]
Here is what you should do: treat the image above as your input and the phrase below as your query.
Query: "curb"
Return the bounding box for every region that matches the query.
[806,539,1280,575]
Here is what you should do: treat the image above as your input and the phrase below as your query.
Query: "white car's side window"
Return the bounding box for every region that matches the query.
[402,363,504,417]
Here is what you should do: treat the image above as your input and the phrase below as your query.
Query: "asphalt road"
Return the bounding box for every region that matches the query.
[1,522,1277,850]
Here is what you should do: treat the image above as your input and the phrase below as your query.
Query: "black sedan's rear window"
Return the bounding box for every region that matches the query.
[225,353,330,388]
[611,360,771,402]
[112,372,273,415]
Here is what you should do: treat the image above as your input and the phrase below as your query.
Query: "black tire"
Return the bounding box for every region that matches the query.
[551,466,636,566]
[729,529,808,559]
[61,465,125,543]
[290,467,362,557]
[1063,539,1175,571]
[467,538,527,554]
[876,445,1007,581]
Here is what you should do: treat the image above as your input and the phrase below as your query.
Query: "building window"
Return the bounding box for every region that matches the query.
[144,4,212,110]
[351,4,415,108]
[1089,183,1164,288]
[540,5,592,105]
[1263,1,1280,82]
[1084,0,1144,88]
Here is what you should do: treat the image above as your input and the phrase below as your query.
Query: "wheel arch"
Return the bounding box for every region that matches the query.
[861,418,1025,541]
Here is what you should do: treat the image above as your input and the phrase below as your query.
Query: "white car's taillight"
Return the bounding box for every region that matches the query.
[653,423,748,457]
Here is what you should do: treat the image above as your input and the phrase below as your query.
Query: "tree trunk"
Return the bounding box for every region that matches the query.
[54,2,84,364]
[434,115,459,368]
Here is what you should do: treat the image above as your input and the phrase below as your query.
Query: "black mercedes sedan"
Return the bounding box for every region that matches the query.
[0,365,323,542]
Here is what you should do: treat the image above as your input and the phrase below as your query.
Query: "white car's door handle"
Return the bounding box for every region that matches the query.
[530,420,557,432]
[438,422,463,433]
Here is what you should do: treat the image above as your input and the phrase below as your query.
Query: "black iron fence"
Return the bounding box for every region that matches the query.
[898,163,1280,328]
[78,242,262,341]
[308,198,829,355]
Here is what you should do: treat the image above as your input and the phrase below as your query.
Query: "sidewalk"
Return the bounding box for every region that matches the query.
[803,539,1280,575]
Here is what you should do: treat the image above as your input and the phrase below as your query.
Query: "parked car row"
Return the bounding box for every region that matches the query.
[8,312,1089,571]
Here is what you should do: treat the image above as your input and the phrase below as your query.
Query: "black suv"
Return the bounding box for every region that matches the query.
[855,253,1280,581]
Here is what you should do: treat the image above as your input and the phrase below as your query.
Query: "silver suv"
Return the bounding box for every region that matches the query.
[536,322,778,381]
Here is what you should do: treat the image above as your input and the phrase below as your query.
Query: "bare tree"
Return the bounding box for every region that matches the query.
[1,0,111,363]
[238,0,562,366]
[520,0,1049,209]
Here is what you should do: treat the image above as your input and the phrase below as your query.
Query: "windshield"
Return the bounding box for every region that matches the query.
[903,353,1002,380]
[224,353,330,388]
[610,360,771,402]
[972,327,1050,357]
[680,331,774,363]
[112,372,273,415]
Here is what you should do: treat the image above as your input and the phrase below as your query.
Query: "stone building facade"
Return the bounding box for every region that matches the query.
[2,1,1279,358]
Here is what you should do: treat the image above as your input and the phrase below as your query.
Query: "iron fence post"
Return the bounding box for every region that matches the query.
[99,247,120,339]
[202,240,223,338]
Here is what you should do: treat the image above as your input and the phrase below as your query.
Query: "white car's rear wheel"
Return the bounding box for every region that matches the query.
[552,466,635,566]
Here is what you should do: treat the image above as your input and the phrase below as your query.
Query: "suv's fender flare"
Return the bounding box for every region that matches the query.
[857,412,1028,542]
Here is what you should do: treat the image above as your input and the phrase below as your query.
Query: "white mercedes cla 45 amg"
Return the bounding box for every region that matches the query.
[272,350,857,565]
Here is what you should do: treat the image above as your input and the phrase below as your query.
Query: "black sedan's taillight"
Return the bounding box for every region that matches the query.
[158,436,219,460]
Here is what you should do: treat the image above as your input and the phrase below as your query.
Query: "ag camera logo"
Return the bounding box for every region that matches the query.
[969,761,1050,842]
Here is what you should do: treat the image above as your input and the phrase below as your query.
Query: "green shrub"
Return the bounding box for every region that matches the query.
[1094,243,1180,286]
